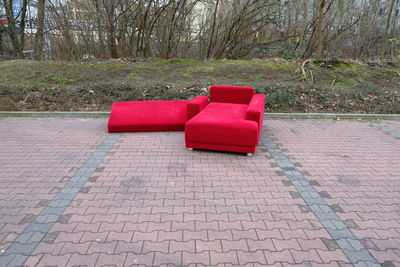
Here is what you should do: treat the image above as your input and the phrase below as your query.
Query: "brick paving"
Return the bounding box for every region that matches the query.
[0,118,399,266]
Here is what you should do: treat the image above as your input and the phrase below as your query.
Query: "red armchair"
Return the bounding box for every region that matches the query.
[185,85,265,155]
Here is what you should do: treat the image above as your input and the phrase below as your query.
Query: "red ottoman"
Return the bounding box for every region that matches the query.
[108,100,189,132]
[108,96,208,133]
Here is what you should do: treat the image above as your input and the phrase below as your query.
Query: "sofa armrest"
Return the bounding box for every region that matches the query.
[187,96,209,120]
[246,94,265,125]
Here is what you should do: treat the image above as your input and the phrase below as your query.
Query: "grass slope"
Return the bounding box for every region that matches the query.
[0,58,399,113]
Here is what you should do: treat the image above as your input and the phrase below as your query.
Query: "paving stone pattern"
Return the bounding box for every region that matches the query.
[368,122,400,140]
[262,132,379,266]
[0,118,399,266]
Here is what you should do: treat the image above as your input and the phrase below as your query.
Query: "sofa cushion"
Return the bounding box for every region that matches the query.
[210,85,254,104]
[185,102,258,147]
[108,100,188,132]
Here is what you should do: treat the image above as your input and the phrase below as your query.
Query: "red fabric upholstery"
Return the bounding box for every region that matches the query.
[185,103,258,146]
[246,94,266,140]
[187,96,209,120]
[108,100,188,132]
[210,85,254,104]
[185,86,265,154]
[108,85,265,155]
[185,103,259,153]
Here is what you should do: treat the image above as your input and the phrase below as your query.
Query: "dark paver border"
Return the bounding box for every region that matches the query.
[0,111,399,120]
[368,122,400,139]
[260,129,380,266]
[0,134,121,266]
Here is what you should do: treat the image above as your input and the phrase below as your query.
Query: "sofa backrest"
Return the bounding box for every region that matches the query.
[210,85,254,104]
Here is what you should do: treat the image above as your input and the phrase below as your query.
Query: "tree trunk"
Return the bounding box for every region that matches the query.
[108,23,119,58]
[379,0,396,58]
[284,2,292,53]
[103,0,119,58]
[206,0,219,59]
[16,0,28,58]
[0,24,4,55]
[316,0,326,59]
[34,0,46,60]
[298,0,308,56]
[3,0,20,57]
[93,0,105,57]
[3,0,28,58]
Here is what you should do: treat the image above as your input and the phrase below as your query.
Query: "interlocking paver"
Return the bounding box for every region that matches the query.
[237,250,267,265]
[67,253,99,266]
[182,251,210,265]
[0,118,399,266]
[96,252,128,267]
[210,250,239,265]
[114,241,143,254]
[87,241,117,254]
[153,251,182,266]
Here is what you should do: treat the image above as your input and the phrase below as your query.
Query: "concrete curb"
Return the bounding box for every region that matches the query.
[0,111,110,118]
[264,113,400,120]
[0,111,399,120]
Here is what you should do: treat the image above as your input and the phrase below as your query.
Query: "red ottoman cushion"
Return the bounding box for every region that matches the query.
[108,101,188,132]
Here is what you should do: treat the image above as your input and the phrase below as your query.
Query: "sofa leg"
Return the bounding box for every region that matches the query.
[188,148,193,151]
[247,153,253,157]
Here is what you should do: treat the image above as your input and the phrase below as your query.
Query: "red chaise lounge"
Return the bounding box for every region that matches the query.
[108,85,265,155]
[185,85,265,155]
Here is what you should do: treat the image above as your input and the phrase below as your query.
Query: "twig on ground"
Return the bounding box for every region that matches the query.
[22,92,33,104]
[310,70,314,84]
[331,79,336,86]
[301,60,311,83]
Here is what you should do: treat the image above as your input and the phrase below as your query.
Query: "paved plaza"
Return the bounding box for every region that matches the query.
[0,117,399,266]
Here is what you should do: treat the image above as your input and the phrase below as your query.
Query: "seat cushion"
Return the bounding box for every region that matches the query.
[108,100,188,132]
[185,103,258,147]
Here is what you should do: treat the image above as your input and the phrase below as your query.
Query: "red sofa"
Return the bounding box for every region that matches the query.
[185,85,265,155]
[108,85,265,155]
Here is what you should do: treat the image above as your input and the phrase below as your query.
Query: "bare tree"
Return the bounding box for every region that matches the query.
[380,0,397,58]
[102,0,118,58]
[316,0,326,59]
[206,0,219,59]
[1,0,398,60]
[34,0,46,59]
[0,1,4,55]
[3,0,29,58]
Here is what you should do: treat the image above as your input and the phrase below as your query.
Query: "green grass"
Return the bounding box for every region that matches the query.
[1,58,397,91]
[44,74,75,85]
[0,58,399,113]
[159,58,197,65]
[258,62,292,69]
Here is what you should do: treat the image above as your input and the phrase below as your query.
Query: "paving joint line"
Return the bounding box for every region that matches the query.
[260,129,380,266]
[368,122,400,140]
[0,133,121,266]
